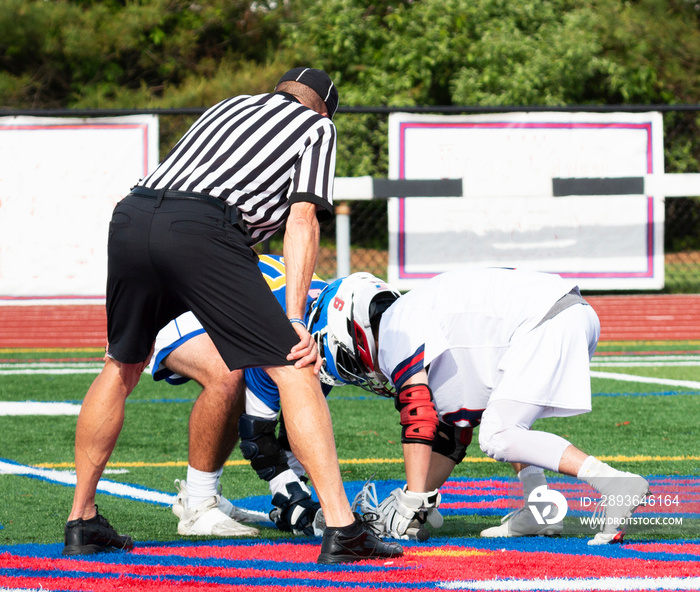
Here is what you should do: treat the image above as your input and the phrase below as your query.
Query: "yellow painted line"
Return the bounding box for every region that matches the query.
[598,454,700,462]
[34,461,193,469]
[411,548,491,557]
[5,342,698,356]
[32,454,700,469]
[597,340,700,347]
[336,457,404,465]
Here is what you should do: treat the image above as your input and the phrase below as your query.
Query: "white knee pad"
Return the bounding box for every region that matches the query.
[478,413,512,463]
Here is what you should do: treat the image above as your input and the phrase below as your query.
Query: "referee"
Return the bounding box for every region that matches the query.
[62,67,402,564]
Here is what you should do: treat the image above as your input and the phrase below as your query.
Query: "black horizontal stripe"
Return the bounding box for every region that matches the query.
[552,177,644,196]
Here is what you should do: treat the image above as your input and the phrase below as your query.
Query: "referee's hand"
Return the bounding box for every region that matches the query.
[288,323,323,374]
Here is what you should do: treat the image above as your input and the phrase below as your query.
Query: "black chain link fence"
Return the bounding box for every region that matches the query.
[306,195,700,294]
[192,107,700,292]
[664,196,700,293]
[253,200,390,281]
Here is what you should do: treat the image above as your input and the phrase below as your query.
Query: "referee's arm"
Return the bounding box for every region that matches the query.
[283,115,335,371]
[283,199,323,372]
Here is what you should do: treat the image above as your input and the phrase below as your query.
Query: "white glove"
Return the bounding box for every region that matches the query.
[377,485,443,540]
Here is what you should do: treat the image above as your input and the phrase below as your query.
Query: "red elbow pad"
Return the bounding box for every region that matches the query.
[395,383,439,444]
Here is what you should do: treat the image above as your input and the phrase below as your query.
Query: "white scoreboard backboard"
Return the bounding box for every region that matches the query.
[0,116,159,302]
[388,111,665,291]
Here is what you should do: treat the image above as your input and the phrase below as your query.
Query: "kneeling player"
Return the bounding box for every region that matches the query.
[150,257,401,538]
[150,255,329,536]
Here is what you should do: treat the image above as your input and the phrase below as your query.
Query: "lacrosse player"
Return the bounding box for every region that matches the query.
[149,255,325,537]
[151,259,403,547]
[331,267,650,546]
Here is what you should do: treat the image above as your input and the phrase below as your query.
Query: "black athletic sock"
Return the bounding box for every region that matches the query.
[326,516,363,536]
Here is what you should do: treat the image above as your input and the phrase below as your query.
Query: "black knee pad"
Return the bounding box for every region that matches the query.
[432,421,472,464]
[238,413,289,481]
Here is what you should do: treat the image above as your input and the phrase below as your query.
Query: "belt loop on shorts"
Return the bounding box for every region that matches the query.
[155,187,166,208]
[225,203,252,242]
[224,203,237,225]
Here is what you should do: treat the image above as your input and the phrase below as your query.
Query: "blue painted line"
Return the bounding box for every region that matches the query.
[594,390,700,397]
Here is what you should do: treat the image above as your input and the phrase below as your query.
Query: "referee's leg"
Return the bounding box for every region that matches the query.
[68,357,148,522]
[66,194,166,549]
[265,363,355,528]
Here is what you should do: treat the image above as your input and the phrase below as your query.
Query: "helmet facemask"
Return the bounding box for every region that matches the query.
[308,273,400,397]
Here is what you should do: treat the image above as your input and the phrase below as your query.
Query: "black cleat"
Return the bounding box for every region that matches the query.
[62,507,134,556]
[317,514,403,564]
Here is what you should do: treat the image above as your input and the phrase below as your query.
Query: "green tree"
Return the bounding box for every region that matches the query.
[281,0,699,176]
[0,0,288,109]
[1,0,698,175]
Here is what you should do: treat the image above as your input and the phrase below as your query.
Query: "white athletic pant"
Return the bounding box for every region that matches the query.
[245,388,278,420]
[478,399,572,472]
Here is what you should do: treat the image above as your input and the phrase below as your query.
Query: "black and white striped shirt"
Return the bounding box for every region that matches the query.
[139,92,336,244]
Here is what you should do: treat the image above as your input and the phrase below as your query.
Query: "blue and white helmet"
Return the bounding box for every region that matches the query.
[307,272,400,397]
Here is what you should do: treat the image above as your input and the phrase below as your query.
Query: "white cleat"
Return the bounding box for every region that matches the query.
[172,479,188,518]
[587,474,649,546]
[481,507,563,538]
[177,496,260,537]
[172,479,260,523]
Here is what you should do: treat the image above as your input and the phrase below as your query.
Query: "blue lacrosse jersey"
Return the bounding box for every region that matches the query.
[150,254,331,410]
[243,256,331,412]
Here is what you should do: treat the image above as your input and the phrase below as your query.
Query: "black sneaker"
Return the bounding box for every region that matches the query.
[317,514,403,564]
[62,507,134,556]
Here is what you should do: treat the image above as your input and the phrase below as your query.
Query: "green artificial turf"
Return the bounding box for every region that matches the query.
[0,352,698,546]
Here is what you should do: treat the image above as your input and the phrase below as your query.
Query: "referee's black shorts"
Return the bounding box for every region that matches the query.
[105,193,299,369]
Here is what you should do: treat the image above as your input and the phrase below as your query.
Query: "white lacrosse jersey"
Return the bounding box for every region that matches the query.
[377,268,585,427]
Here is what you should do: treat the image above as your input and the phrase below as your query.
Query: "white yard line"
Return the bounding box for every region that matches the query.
[0,459,173,505]
[592,355,700,367]
[0,369,101,375]
[590,370,700,390]
[0,459,270,522]
[0,361,102,376]
[0,402,81,416]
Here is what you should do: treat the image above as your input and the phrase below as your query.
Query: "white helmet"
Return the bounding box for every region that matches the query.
[307,273,400,397]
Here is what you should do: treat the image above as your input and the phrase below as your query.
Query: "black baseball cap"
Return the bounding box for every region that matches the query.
[277,67,339,119]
